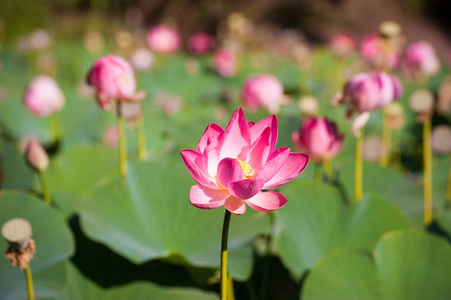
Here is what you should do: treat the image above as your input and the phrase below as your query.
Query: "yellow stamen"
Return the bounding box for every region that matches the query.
[237,160,255,179]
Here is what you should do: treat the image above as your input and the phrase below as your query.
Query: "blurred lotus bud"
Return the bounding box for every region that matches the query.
[379,21,401,39]
[185,58,200,76]
[115,30,134,51]
[360,34,399,69]
[298,95,319,116]
[146,25,180,55]
[385,102,405,130]
[87,54,140,110]
[403,41,440,79]
[2,218,36,269]
[409,89,434,123]
[83,32,105,53]
[103,125,119,149]
[28,29,51,51]
[154,92,184,116]
[213,48,238,78]
[352,112,371,138]
[431,125,451,154]
[362,135,383,161]
[341,72,402,114]
[188,32,214,55]
[329,34,355,58]
[24,75,65,118]
[242,74,284,114]
[292,117,344,163]
[129,48,155,71]
[25,139,49,172]
[437,78,451,116]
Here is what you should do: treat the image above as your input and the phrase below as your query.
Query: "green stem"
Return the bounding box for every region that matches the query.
[323,160,333,179]
[25,263,34,300]
[227,275,235,300]
[50,112,62,146]
[423,119,432,225]
[446,155,451,210]
[380,107,391,166]
[355,133,363,201]
[117,101,127,178]
[136,117,148,161]
[220,209,232,300]
[38,171,51,204]
[314,163,322,183]
[260,211,275,300]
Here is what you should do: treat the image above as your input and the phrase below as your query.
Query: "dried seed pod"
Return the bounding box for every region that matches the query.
[2,218,36,269]
[431,125,451,155]
[437,79,451,116]
[379,21,401,39]
[409,89,434,123]
[385,102,405,130]
[363,135,383,162]
[298,95,319,117]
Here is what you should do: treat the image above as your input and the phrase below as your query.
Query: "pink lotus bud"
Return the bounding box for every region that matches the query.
[24,75,65,118]
[242,74,284,114]
[87,54,137,111]
[342,72,403,114]
[188,32,214,55]
[329,34,355,58]
[292,117,344,163]
[146,25,181,55]
[403,41,440,77]
[213,48,238,78]
[360,34,398,69]
[25,139,49,172]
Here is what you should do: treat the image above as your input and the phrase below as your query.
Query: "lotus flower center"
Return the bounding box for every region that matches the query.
[237,160,255,179]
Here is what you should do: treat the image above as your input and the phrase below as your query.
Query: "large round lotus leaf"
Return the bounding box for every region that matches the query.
[274,181,410,279]
[44,262,218,300]
[339,162,423,227]
[0,190,75,299]
[75,159,270,281]
[302,231,451,300]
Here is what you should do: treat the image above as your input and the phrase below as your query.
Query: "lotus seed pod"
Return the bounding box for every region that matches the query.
[437,79,451,116]
[2,218,32,249]
[409,89,434,123]
[431,125,451,155]
[298,95,319,116]
[362,135,383,162]
[25,139,49,172]
[386,102,405,130]
[379,21,401,39]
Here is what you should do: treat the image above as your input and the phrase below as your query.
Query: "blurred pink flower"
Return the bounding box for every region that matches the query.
[146,25,181,55]
[329,34,355,58]
[24,75,65,118]
[25,139,49,172]
[341,72,403,114]
[87,54,143,111]
[213,48,238,78]
[360,34,398,69]
[292,117,344,163]
[242,74,284,114]
[188,32,214,55]
[129,48,155,71]
[403,41,440,77]
[181,107,309,215]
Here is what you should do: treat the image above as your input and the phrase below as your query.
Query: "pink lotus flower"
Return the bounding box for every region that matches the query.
[360,34,398,69]
[87,54,143,111]
[242,74,284,114]
[329,34,355,58]
[181,107,309,215]
[146,25,181,55]
[24,75,65,118]
[403,41,440,77]
[213,48,238,78]
[188,32,214,55]
[292,117,344,163]
[341,72,403,114]
[25,139,49,172]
